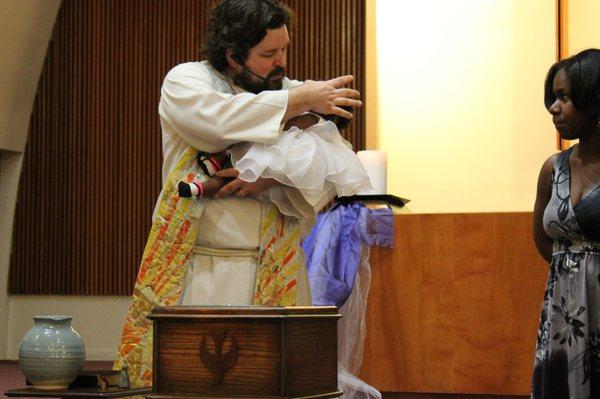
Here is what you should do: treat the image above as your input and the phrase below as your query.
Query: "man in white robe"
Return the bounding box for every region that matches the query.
[157,0,362,306]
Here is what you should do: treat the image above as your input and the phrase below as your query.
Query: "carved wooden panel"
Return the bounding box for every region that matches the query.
[9,0,365,295]
[149,306,340,398]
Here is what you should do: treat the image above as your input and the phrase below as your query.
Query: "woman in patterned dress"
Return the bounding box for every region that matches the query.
[532,48,600,399]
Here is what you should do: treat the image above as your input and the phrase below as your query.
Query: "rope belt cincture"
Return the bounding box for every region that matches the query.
[193,245,260,259]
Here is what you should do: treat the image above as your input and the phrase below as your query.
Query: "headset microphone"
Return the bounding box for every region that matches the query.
[242,64,270,84]
[233,53,271,84]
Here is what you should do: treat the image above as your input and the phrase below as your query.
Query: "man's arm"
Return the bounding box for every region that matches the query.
[160,64,361,153]
[160,63,290,153]
[161,63,361,201]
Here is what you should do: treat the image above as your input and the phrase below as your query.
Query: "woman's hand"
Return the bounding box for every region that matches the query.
[213,168,278,198]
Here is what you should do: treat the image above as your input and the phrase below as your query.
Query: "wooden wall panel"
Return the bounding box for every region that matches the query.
[9,0,366,295]
[360,212,549,395]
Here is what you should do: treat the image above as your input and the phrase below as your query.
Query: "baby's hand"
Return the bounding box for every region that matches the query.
[178,176,227,198]
[214,168,278,198]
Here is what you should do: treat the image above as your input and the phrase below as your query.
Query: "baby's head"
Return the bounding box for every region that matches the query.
[323,106,353,130]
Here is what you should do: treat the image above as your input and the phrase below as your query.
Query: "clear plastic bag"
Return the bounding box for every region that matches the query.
[337,244,381,399]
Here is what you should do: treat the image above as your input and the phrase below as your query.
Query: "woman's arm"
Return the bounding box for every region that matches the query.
[533,154,557,263]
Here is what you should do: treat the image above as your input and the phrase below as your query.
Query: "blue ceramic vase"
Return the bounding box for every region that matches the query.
[18,316,86,389]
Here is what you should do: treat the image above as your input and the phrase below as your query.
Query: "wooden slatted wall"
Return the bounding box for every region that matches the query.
[9,0,366,295]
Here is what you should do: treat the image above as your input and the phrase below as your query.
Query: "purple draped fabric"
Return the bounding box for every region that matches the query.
[301,203,395,307]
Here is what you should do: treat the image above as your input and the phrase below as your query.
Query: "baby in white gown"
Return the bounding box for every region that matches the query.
[232,112,371,197]
[179,111,371,217]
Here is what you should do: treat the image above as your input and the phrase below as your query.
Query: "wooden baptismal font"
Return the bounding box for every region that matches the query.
[148,306,342,399]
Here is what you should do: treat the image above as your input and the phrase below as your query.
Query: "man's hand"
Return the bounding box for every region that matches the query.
[285,75,362,120]
[214,168,278,198]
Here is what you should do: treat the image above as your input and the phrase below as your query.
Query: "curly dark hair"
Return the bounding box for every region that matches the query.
[202,0,293,72]
[544,48,600,116]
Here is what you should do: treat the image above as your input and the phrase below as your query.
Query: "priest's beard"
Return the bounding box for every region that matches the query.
[232,66,285,94]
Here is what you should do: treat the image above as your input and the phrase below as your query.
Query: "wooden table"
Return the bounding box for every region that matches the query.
[4,387,152,398]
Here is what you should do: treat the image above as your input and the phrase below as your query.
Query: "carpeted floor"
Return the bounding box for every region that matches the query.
[0,361,24,398]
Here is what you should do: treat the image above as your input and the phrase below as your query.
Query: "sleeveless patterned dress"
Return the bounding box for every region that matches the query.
[532,146,600,399]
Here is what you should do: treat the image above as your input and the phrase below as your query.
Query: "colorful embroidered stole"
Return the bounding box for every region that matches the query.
[114,146,302,388]
[254,206,303,306]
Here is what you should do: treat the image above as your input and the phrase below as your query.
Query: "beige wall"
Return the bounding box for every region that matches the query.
[0,0,61,152]
[6,297,130,360]
[365,0,378,150]
[0,0,61,359]
[368,0,557,213]
[0,151,24,358]
[566,0,600,55]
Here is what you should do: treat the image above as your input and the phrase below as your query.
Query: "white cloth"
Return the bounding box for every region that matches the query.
[158,61,331,305]
[230,121,372,201]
